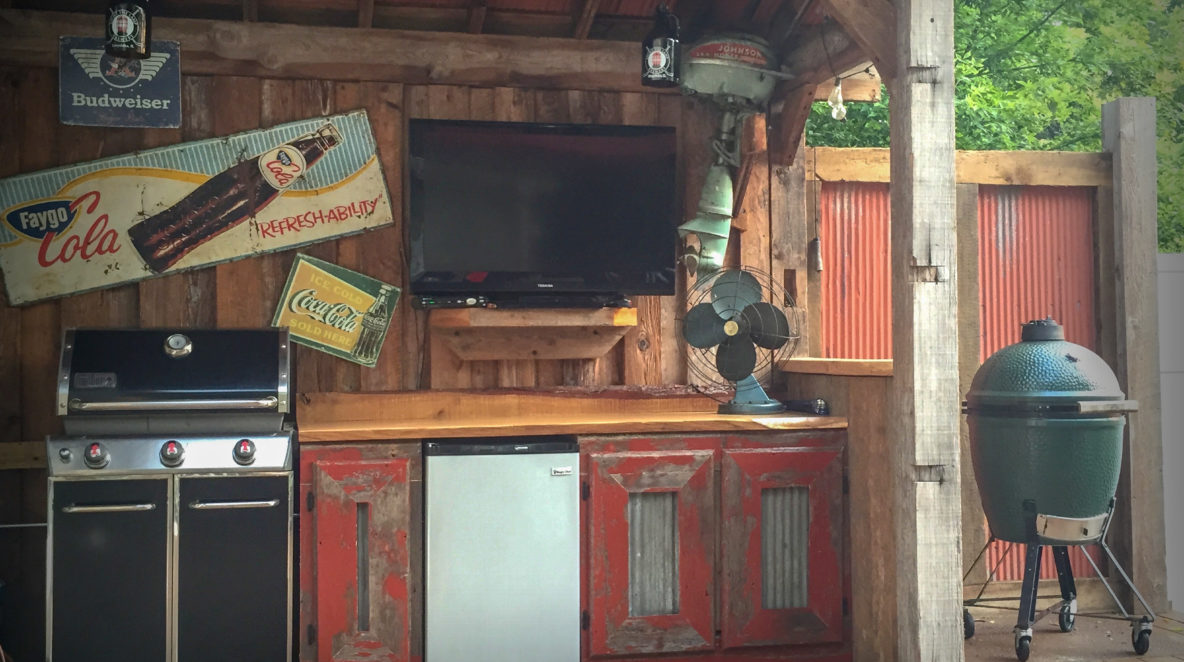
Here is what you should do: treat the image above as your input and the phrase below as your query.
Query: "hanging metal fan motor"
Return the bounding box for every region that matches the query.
[682,267,801,414]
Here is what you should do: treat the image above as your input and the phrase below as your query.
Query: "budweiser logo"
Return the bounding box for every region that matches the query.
[288,288,360,332]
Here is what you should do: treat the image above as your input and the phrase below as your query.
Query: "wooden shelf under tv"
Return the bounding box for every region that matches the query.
[428,307,638,361]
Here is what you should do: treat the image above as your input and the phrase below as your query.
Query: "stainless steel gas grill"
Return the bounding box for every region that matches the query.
[46,328,294,662]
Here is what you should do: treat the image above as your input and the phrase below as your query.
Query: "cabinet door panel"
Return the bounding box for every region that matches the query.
[587,450,715,656]
[313,459,412,662]
[721,447,844,648]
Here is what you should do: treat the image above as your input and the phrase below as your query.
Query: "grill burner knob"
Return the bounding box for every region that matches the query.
[160,440,185,467]
[233,438,256,466]
[83,442,109,469]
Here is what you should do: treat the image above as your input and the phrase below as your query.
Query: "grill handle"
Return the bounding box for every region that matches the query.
[69,396,279,412]
[62,503,156,514]
[189,499,280,510]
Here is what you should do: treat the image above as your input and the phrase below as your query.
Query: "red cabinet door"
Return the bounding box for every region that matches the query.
[312,458,413,662]
[720,447,845,649]
[587,450,716,657]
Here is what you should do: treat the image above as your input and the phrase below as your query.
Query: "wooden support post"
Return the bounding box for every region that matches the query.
[357,0,375,28]
[888,0,963,657]
[467,0,488,34]
[956,183,988,585]
[242,0,258,22]
[1102,97,1168,611]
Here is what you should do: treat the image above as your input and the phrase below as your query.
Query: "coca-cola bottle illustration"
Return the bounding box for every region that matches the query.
[641,4,680,88]
[352,284,394,364]
[128,123,342,273]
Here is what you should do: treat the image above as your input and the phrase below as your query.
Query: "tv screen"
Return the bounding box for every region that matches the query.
[407,119,678,302]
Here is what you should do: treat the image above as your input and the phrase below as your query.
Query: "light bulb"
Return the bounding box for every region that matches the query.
[827,79,847,121]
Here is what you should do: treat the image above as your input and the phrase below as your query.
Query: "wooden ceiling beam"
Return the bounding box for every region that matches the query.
[815,0,896,79]
[0,8,665,92]
[467,0,487,34]
[357,0,374,28]
[571,0,600,39]
[673,0,714,42]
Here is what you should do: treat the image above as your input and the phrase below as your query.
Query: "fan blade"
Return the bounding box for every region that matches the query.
[715,337,757,382]
[741,301,791,349]
[683,302,728,348]
[710,270,762,315]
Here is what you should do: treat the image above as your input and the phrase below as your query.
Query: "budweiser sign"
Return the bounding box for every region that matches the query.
[0,111,394,305]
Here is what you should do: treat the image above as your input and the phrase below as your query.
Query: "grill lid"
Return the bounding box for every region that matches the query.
[963,318,1135,415]
[58,328,290,419]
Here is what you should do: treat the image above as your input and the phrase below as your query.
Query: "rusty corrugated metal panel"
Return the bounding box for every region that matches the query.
[978,185,1097,360]
[985,542,1101,581]
[978,185,1099,581]
[819,181,892,359]
[761,486,809,609]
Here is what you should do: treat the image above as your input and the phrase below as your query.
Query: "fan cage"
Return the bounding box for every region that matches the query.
[682,266,802,388]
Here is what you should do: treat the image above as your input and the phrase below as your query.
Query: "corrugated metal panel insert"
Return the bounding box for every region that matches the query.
[819,181,892,359]
[978,184,1100,580]
[628,491,679,615]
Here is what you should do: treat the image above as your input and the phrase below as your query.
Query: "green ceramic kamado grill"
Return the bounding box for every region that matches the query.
[961,318,1155,660]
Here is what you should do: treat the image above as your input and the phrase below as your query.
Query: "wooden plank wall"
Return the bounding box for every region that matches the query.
[0,67,777,660]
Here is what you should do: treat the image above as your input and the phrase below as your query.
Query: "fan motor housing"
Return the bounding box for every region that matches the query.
[963,318,1136,544]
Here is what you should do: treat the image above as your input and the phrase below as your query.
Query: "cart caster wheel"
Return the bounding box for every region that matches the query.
[1132,627,1151,655]
[1058,603,1076,632]
[964,609,975,640]
[1015,635,1031,661]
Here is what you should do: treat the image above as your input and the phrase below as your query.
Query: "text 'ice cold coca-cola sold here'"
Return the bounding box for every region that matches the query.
[127,124,342,273]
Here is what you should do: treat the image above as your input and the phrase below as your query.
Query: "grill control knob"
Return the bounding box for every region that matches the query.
[160,440,185,467]
[83,442,109,469]
[233,438,256,465]
[164,333,193,358]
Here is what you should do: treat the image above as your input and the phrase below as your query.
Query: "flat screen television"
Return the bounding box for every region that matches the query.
[407,119,678,305]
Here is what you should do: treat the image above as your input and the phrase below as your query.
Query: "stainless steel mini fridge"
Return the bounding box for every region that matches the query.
[424,437,580,662]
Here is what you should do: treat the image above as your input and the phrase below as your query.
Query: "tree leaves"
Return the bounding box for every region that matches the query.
[805,0,1184,252]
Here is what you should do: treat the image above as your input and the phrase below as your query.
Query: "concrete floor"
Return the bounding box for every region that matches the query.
[964,610,1184,661]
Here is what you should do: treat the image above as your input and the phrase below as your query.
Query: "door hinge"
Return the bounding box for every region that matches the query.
[842,597,849,616]
[307,624,316,645]
[581,610,590,630]
[306,491,315,512]
[582,481,590,501]
[842,473,849,495]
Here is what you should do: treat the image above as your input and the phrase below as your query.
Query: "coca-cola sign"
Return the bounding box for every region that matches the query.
[0,110,394,305]
[272,254,400,367]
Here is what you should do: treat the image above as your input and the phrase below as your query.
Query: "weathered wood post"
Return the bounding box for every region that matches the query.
[1102,96,1169,611]
[888,0,964,658]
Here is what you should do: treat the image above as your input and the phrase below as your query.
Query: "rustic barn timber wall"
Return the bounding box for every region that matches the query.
[0,66,779,660]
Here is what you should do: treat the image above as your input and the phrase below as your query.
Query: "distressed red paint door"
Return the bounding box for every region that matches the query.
[313,459,412,662]
[587,450,716,657]
[720,447,844,648]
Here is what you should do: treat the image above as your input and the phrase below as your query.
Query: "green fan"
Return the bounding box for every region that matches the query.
[682,268,801,414]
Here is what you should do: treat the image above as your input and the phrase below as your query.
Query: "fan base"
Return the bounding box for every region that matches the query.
[718,400,786,415]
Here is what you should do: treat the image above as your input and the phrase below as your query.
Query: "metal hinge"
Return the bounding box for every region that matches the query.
[843,597,848,616]
[582,481,590,501]
[307,624,316,645]
[582,610,590,630]
[306,491,315,512]
[842,474,849,495]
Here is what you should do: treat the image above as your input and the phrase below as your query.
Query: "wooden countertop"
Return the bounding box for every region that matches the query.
[297,388,847,442]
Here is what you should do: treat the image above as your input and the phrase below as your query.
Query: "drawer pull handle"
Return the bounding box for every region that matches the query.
[63,503,156,513]
[189,499,279,510]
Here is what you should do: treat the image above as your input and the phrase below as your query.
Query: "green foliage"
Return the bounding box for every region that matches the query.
[805,0,1184,252]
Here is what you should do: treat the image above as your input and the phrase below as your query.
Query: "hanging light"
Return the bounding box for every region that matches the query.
[105,0,151,59]
[827,78,847,121]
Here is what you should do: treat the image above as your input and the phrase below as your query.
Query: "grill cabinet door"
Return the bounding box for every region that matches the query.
[177,475,292,662]
[720,447,845,648]
[586,450,715,657]
[50,478,169,662]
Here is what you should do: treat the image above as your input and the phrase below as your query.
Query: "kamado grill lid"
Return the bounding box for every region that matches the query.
[963,318,1135,415]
